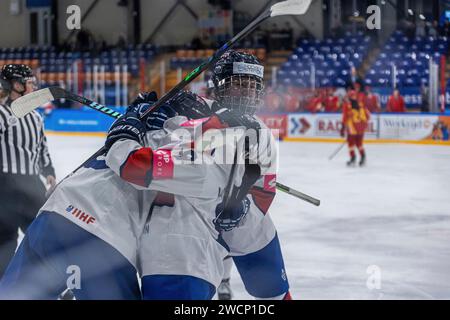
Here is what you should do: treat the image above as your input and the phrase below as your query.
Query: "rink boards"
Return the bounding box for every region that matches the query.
[260,113,450,144]
[42,108,450,145]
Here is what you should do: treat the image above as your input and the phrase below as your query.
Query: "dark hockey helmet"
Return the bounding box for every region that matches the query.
[0,64,37,94]
[212,50,265,115]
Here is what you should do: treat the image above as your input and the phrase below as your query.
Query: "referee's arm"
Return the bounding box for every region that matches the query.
[38,123,56,186]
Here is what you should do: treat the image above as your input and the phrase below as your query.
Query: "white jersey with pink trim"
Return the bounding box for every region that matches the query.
[105,115,249,197]
[38,115,245,268]
[133,115,280,288]
[39,112,279,284]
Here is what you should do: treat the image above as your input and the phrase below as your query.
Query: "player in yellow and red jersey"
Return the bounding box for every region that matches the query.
[340,89,370,167]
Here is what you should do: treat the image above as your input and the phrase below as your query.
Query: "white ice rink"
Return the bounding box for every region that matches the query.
[46,135,450,300]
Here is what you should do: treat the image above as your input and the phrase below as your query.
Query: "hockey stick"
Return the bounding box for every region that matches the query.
[11,86,123,119]
[13,0,312,119]
[12,0,319,206]
[329,141,346,160]
[276,182,320,206]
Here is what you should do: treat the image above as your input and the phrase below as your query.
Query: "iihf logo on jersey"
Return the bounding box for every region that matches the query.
[65,204,96,225]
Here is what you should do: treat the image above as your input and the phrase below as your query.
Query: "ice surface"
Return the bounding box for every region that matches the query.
[46,135,450,299]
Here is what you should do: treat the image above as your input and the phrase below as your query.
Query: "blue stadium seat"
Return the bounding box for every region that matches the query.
[282,78,292,86]
[293,78,305,87]
[294,62,304,69]
[288,70,298,80]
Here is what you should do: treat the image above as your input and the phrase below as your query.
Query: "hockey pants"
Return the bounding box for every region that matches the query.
[141,234,289,300]
[0,212,141,300]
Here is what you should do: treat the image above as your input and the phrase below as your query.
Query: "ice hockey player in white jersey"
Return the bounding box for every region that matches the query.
[0,90,235,299]
[0,51,291,301]
[0,89,280,300]
[208,51,292,301]
[125,50,292,300]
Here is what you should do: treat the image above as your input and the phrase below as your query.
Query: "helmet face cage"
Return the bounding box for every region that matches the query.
[215,74,264,115]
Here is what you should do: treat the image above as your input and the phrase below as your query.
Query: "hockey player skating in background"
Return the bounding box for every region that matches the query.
[340,89,370,167]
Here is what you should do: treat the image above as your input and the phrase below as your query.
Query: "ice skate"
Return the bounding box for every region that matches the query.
[347,156,356,167]
[359,154,366,167]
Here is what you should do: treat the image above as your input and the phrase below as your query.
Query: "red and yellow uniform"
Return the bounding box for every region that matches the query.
[341,91,371,166]
[342,101,370,135]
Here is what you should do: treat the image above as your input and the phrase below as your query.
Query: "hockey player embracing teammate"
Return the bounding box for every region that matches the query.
[0,50,291,300]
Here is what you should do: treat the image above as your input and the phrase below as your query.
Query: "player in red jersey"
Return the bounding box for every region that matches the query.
[386,89,406,113]
[340,89,371,167]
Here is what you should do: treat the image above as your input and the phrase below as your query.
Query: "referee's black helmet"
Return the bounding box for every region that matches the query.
[0,64,35,94]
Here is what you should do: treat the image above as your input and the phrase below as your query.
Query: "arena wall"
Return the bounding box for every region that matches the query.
[0,1,29,47]
[0,0,318,47]
[56,0,129,46]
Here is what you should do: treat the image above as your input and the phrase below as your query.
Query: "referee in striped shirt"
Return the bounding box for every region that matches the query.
[0,64,56,277]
